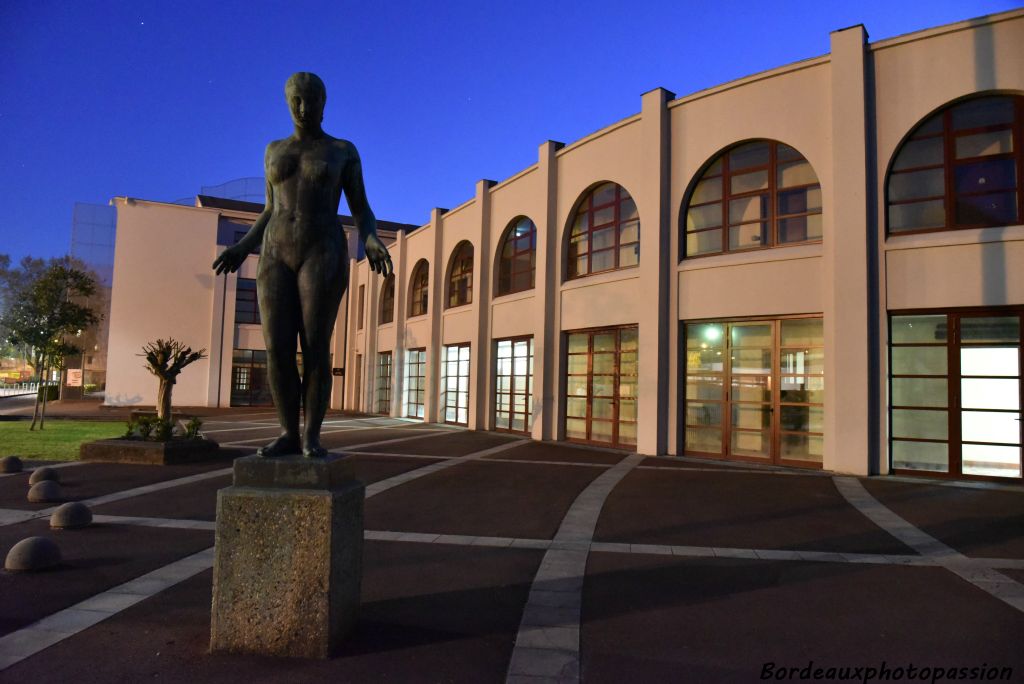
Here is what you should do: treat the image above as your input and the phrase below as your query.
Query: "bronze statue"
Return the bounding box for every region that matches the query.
[213,72,392,458]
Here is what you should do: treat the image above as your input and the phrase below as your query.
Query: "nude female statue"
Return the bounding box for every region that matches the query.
[213,72,392,458]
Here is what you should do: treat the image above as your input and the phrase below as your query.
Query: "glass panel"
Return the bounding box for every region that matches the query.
[686,375,724,400]
[950,96,1015,130]
[962,410,1021,444]
[566,396,587,418]
[591,227,615,250]
[592,377,614,397]
[892,378,948,407]
[704,158,723,176]
[956,190,1018,226]
[686,426,722,453]
[731,375,770,402]
[891,408,948,440]
[495,414,510,429]
[889,200,945,231]
[687,349,724,373]
[892,137,943,171]
[566,418,587,440]
[729,142,769,170]
[686,229,722,256]
[686,204,723,231]
[777,144,803,162]
[780,376,825,403]
[961,378,1020,410]
[891,346,947,375]
[779,406,823,433]
[732,404,770,430]
[619,244,639,268]
[687,323,725,349]
[731,323,772,347]
[960,347,1019,376]
[780,434,823,463]
[960,316,1020,343]
[728,222,767,250]
[889,168,945,201]
[780,349,824,375]
[593,333,616,352]
[691,177,722,204]
[954,159,1015,193]
[568,333,589,353]
[620,329,638,351]
[891,315,948,343]
[962,444,1021,478]
[731,170,769,194]
[729,196,766,224]
[914,117,944,136]
[892,440,949,473]
[591,250,615,272]
[956,129,1013,159]
[618,421,637,446]
[619,219,639,243]
[593,353,615,374]
[778,216,811,243]
[593,183,617,206]
[592,399,615,420]
[778,187,822,215]
[619,399,637,420]
[591,420,613,442]
[620,198,638,220]
[567,376,588,396]
[731,430,770,457]
[781,319,823,346]
[592,207,614,227]
[618,379,636,398]
[731,349,771,374]
[777,160,818,188]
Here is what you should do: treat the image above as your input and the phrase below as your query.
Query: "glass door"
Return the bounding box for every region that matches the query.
[958,315,1021,478]
[564,327,638,449]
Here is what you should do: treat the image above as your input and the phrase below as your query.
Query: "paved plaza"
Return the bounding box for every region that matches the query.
[0,411,1022,682]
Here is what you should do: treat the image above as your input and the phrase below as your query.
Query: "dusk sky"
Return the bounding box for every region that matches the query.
[1,0,1018,264]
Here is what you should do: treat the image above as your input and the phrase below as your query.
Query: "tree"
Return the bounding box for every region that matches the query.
[139,339,207,422]
[0,257,100,429]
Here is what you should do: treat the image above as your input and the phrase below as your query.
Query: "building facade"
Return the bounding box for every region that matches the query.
[343,10,1024,481]
[104,194,413,412]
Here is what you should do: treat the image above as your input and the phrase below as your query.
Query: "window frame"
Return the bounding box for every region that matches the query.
[445,241,474,309]
[886,94,1024,236]
[495,217,537,296]
[234,278,260,325]
[376,351,392,415]
[408,260,429,318]
[681,140,822,259]
[404,347,427,419]
[566,182,640,280]
[379,274,395,325]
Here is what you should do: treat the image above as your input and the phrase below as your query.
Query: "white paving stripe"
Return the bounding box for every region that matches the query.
[506,453,643,684]
[0,547,215,671]
[833,476,1024,614]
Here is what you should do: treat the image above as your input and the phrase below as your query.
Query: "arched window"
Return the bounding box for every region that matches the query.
[567,182,639,279]
[409,260,429,317]
[496,217,536,296]
[888,94,1023,234]
[446,241,474,308]
[379,274,395,325]
[683,140,822,257]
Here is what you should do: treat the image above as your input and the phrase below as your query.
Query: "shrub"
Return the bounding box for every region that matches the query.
[185,416,203,440]
[37,384,59,402]
[154,419,173,442]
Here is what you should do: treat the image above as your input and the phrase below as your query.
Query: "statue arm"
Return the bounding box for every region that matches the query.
[213,150,274,275]
[342,143,392,276]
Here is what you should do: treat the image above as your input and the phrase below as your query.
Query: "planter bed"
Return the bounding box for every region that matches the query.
[80,437,219,465]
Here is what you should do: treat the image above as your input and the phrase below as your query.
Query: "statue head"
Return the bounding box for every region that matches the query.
[285,72,326,130]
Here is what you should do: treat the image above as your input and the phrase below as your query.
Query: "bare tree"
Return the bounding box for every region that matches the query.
[139,339,207,422]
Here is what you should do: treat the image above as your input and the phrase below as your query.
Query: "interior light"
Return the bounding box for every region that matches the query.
[704,327,721,342]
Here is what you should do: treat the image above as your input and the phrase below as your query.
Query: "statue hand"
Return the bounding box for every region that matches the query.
[212,244,248,275]
[365,234,393,276]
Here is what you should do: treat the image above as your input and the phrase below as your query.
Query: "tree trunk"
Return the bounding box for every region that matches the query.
[39,358,50,430]
[157,379,173,422]
[29,351,43,431]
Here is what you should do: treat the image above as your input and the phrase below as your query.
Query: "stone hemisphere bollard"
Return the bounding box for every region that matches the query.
[28,480,62,503]
[29,466,60,485]
[50,502,93,529]
[1,455,23,473]
[5,537,61,572]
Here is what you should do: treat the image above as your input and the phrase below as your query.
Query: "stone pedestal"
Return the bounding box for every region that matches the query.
[210,454,364,658]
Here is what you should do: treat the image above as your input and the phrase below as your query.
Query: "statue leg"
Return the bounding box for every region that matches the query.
[296,249,348,458]
[256,257,302,457]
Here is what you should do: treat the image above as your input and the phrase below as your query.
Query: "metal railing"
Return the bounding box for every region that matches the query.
[0,382,44,398]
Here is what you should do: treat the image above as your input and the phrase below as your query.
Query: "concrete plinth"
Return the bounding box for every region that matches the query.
[210,454,364,659]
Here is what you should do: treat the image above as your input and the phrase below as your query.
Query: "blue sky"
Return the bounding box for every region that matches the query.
[0,0,1019,262]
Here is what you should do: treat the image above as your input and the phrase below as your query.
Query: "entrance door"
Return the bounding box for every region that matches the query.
[564,327,638,449]
[684,318,824,467]
[891,310,1022,480]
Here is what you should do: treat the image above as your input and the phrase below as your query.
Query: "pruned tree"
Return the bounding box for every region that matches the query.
[0,256,100,429]
[139,339,207,422]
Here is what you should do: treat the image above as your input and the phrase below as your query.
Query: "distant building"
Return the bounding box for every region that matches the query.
[103,194,414,410]
[340,10,1024,482]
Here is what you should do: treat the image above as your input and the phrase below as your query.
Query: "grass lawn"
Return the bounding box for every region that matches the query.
[0,420,126,461]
